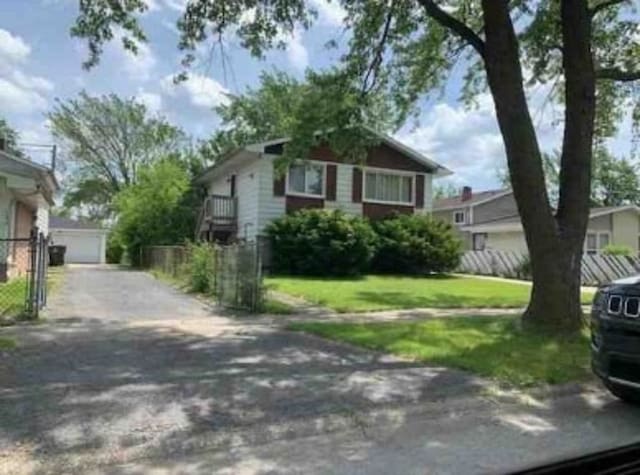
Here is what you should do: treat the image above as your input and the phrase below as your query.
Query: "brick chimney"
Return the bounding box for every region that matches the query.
[461,186,473,202]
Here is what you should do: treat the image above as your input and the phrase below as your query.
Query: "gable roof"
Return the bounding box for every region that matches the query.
[432,188,512,210]
[195,127,452,184]
[49,215,103,230]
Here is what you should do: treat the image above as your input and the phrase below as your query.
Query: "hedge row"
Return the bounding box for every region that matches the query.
[266,209,462,276]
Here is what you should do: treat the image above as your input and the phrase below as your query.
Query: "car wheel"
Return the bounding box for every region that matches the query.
[606,381,640,405]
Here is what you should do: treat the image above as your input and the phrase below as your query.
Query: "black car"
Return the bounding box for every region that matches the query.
[591,276,640,404]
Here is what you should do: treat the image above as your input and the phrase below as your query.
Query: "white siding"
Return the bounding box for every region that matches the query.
[36,203,49,236]
[324,163,363,215]
[236,160,261,240]
[423,173,433,211]
[256,156,285,235]
[208,176,230,196]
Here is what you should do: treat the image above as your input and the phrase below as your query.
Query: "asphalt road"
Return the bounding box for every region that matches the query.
[0,265,639,474]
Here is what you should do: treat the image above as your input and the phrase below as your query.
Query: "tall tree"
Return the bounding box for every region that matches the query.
[72,1,640,333]
[48,92,185,219]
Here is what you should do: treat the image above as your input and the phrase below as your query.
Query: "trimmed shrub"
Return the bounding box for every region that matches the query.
[371,214,462,274]
[266,209,377,276]
[602,244,634,256]
[186,242,216,293]
[106,232,124,264]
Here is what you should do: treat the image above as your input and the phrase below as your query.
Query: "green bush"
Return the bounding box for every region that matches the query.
[602,244,634,256]
[266,209,377,276]
[371,214,462,274]
[106,232,124,264]
[187,242,216,293]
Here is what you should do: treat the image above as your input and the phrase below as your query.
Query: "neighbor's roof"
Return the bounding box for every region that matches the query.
[432,188,512,210]
[0,150,60,204]
[49,215,103,230]
[462,205,640,233]
[195,127,453,184]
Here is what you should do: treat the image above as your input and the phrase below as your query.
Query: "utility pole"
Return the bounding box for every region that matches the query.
[51,144,57,171]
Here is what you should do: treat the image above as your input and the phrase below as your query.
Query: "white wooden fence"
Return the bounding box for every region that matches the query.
[458,250,640,286]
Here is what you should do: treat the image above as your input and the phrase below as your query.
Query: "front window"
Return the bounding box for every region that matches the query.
[287,163,325,196]
[364,170,413,204]
[585,232,610,254]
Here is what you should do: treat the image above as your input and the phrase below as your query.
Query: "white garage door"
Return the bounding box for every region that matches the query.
[51,231,105,264]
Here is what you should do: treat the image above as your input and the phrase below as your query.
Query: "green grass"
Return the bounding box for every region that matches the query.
[261,298,295,315]
[0,336,16,350]
[266,275,595,313]
[0,278,28,319]
[289,316,590,387]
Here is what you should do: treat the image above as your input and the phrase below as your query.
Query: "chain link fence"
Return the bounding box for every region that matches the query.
[0,230,49,321]
[142,241,263,313]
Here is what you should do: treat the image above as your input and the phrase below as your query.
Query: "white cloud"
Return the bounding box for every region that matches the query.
[160,0,188,12]
[161,73,229,109]
[118,41,157,81]
[0,29,31,65]
[396,87,565,190]
[309,0,346,26]
[136,89,163,114]
[0,78,48,114]
[0,28,52,115]
[286,29,309,71]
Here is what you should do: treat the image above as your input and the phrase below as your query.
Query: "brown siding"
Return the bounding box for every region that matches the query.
[415,175,424,208]
[326,164,337,201]
[363,202,413,220]
[307,142,433,173]
[352,167,362,203]
[286,196,324,214]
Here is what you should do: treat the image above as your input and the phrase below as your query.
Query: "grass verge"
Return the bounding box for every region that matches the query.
[267,275,594,313]
[289,316,591,387]
[0,336,16,350]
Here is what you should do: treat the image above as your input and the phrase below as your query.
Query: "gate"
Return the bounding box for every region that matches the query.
[214,241,263,312]
[0,228,48,320]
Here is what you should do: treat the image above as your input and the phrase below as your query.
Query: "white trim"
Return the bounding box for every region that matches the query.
[589,205,640,219]
[362,167,415,206]
[285,161,326,199]
[50,227,108,235]
[461,222,522,233]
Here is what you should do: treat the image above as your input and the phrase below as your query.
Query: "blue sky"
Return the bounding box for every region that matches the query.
[0,0,633,192]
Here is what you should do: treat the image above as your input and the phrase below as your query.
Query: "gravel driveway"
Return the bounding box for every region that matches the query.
[0,265,487,473]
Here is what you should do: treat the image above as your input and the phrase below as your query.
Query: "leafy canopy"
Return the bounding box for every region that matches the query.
[48,92,185,219]
[0,117,24,158]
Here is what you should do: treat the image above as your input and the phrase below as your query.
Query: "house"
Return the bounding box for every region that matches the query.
[195,129,452,242]
[432,187,640,254]
[49,216,108,264]
[0,147,58,279]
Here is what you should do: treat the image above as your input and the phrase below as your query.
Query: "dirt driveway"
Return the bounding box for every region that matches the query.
[0,266,488,473]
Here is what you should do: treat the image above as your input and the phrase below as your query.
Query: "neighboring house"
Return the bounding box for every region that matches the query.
[0,148,58,280]
[195,130,452,242]
[433,187,640,255]
[49,216,108,264]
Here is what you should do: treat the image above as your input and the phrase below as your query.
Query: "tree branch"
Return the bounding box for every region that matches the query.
[596,67,640,82]
[361,2,395,95]
[589,0,628,18]
[417,0,485,58]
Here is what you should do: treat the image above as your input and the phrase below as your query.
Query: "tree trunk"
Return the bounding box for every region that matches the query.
[480,0,592,334]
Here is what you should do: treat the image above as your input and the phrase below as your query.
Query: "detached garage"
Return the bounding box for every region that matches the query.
[49,216,108,264]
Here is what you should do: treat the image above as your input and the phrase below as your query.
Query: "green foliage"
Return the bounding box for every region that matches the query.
[261,298,294,315]
[113,158,199,267]
[106,232,124,264]
[48,92,186,219]
[372,214,462,275]
[0,117,24,158]
[289,317,590,387]
[186,242,216,293]
[602,244,634,257]
[515,255,532,280]
[266,209,377,276]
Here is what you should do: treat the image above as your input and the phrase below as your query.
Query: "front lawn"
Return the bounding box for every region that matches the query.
[266,275,594,313]
[289,317,590,386]
[0,336,16,349]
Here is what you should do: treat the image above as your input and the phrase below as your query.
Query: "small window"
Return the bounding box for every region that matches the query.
[287,163,325,197]
[585,232,610,254]
[473,233,487,251]
[453,211,465,225]
[364,170,413,204]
